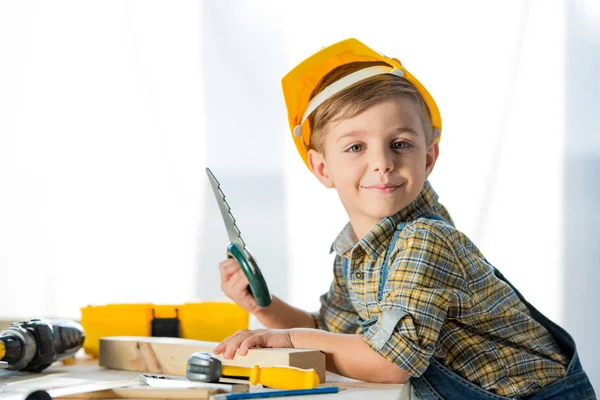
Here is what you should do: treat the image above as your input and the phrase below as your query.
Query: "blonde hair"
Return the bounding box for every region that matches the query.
[308,61,436,153]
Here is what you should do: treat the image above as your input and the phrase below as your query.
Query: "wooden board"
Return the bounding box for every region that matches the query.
[99,337,326,383]
[0,361,247,400]
[57,386,239,399]
[1,360,411,400]
[0,363,139,400]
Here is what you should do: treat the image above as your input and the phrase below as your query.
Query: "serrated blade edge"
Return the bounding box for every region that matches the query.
[206,168,246,250]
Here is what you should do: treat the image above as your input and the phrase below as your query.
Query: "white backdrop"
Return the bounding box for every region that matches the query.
[0,0,597,390]
[0,1,207,314]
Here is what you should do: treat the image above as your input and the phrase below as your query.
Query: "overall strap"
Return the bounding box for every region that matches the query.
[343,257,349,284]
[491,268,579,373]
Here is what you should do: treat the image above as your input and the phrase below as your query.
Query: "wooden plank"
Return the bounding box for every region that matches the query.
[99,337,326,383]
[1,361,247,400]
[56,386,238,399]
[0,364,139,400]
[2,360,411,400]
[1,379,138,400]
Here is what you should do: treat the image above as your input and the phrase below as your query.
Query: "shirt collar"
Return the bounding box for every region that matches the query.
[329,180,447,260]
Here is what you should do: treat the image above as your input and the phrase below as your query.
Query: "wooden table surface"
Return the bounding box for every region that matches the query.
[0,358,411,400]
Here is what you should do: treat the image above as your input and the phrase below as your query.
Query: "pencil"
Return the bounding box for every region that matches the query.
[210,386,339,399]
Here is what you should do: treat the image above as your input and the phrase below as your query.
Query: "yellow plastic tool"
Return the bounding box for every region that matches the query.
[222,364,320,390]
[186,352,319,390]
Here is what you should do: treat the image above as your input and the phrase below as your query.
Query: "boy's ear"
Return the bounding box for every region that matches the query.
[308,149,334,188]
[425,141,439,179]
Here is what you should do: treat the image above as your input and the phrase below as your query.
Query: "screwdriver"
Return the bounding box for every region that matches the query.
[186,352,320,390]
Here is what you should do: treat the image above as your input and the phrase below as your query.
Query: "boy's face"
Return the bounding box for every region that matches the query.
[308,97,439,236]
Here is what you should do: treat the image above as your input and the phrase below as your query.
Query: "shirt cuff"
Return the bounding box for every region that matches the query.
[363,308,434,377]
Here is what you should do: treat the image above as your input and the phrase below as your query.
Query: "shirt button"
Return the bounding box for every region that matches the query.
[355,271,364,279]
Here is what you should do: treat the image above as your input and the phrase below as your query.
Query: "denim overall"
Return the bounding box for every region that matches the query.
[349,215,596,400]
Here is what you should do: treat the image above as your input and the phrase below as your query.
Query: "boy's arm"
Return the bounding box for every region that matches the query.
[360,224,470,379]
[291,328,411,384]
[215,327,410,383]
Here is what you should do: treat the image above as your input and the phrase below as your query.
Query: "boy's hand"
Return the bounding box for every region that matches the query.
[213,329,294,360]
[219,258,262,314]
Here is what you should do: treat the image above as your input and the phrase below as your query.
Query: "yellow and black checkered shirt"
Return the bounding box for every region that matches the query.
[312,180,568,398]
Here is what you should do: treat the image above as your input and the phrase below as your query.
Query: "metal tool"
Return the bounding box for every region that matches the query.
[186,352,320,390]
[0,318,85,372]
[206,168,271,308]
[139,373,246,392]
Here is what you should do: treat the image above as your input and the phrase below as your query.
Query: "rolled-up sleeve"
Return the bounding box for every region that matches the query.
[311,256,361,334]
[363,225,471,377]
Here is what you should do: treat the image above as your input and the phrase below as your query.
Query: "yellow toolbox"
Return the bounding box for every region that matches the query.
[80,302,249,357]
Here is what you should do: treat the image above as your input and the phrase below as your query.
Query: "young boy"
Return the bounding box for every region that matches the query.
[213,38,595,399]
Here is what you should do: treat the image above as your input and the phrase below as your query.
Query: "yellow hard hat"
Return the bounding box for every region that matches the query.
[281,38,442,169]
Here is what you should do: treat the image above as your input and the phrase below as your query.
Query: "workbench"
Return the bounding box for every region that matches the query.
[0,359,412,400]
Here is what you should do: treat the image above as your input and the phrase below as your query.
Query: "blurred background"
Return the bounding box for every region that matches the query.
[0,0,597,389]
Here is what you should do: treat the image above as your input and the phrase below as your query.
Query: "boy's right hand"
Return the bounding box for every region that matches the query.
[219,258,262,314]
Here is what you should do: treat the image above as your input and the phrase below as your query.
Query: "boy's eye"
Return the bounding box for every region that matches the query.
[392,141,411,150]
[347,144,363,153]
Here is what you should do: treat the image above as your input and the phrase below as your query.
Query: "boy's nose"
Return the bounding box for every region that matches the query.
[371,148,394,173]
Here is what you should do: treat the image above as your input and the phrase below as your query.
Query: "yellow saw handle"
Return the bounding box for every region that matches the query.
[221,364,319,390]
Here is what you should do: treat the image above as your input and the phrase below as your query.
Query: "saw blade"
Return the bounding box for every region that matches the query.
[206,168,246,250]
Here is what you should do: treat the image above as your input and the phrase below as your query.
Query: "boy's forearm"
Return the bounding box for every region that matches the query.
[254,296,316,329]
[290,328,410,384]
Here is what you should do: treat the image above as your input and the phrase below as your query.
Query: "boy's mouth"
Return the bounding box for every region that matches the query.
[362,183,401,194]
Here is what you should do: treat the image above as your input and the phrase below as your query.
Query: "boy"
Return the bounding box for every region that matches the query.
[213,39,595,399]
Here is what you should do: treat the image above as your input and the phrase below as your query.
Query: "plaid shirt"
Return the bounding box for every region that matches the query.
[312,180,568,398]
